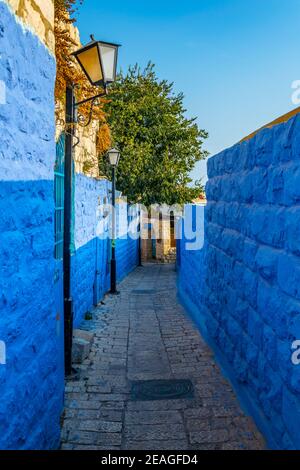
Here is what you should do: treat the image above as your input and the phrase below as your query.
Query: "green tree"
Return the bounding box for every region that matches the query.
[100,63,208,206]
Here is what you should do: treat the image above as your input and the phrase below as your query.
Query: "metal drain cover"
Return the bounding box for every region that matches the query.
[131,379,194,401]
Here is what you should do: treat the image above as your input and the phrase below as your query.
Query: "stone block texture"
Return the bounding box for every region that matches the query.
[0,2,64,449]
[177,113,300,449]
[0,0,137,449]
[5,0,55,53]
[72,175,139,327]
[54,16,101,177]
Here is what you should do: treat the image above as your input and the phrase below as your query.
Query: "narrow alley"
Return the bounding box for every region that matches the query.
[61,264,265,451]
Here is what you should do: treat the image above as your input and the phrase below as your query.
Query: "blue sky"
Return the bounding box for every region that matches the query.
[76,0,300,183]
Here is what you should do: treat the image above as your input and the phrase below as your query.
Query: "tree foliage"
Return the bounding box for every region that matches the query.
[100,63,208,206]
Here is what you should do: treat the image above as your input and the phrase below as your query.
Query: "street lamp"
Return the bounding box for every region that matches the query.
[107,148,121,294]
[73,36,119,89]
[63,37,120,376]
[107,147,121,167]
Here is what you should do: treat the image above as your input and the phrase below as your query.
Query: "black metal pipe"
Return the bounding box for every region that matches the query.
[63,85,75,376]
[110,166,117,293]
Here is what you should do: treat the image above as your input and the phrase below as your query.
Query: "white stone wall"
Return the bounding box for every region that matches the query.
[5,0,55,52]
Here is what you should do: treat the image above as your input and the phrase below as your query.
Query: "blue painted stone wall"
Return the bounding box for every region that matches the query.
[178,114,300,449]
[116,237,139,282]
[72,175,110,326]
[0,3,64,449]
[177,205,205,321]
[72,175,138,326]
[116,203,139,282]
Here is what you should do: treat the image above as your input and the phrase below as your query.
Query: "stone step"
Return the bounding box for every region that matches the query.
[72,329,95,364]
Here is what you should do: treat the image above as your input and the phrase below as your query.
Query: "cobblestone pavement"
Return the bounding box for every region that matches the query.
[61,263,265,450]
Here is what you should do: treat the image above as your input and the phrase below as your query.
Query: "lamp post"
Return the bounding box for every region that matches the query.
[63,37,120,376]
[138,205,143,267]
[107,148,121,294]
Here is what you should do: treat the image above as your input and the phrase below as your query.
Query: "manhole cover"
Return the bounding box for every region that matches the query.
[131,379,194,401]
